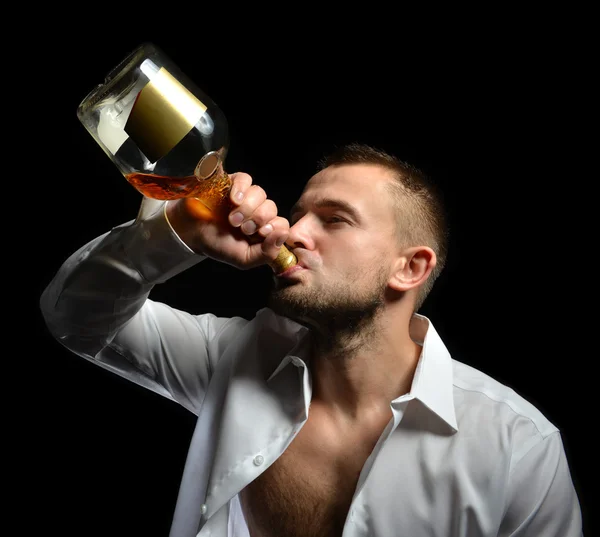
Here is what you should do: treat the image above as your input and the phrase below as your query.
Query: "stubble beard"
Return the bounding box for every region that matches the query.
[267,267,388,356]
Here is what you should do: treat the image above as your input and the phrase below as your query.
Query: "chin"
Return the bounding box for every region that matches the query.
[268,288,308,319]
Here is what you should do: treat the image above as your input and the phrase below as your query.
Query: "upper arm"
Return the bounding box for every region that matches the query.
[498,431,583,536]
[93,301,248,414]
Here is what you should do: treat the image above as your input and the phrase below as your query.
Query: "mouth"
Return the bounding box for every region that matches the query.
[276,263,306,279]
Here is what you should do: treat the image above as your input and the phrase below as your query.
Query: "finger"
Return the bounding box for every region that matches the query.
[229,185,267,228]
[229,173,253,205]
[260,216,290,259]
[240,199,278,236]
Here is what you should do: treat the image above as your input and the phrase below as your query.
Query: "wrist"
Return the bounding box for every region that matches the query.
[164,200,205,255]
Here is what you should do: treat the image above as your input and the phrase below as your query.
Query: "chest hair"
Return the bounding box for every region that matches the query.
[239,415,385,537]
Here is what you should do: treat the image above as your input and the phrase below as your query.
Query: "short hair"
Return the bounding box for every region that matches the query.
[317,142,449,311]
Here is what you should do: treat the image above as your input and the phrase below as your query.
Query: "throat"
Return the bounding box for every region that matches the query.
[308,336,422,417]
[309,312,383,357]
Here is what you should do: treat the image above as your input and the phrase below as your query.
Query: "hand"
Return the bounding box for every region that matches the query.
[165,172,290,270]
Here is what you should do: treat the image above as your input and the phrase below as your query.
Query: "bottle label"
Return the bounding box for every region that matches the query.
[125,67,207,163]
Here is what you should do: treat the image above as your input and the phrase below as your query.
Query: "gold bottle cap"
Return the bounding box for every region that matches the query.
[271,247,297,273]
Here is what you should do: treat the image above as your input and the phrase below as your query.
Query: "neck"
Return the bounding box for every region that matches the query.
[308,310,422,422]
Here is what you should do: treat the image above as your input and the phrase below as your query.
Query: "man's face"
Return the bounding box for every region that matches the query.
[268,163,400,331]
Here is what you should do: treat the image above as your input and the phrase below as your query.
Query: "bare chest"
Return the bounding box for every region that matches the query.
[239,413,386,537]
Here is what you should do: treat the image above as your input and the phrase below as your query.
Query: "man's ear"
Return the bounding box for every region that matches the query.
[388,246,437,292]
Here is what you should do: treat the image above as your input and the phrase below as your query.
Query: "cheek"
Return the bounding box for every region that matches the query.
[344,235,388,260]
[319,233,391,273]
[330,244,377,274]
[351,243,393,278]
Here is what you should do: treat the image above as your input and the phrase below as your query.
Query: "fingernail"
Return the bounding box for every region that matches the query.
[241,220,257,234]
[275,236,287,247]
[230,212,244,226]
[234,190,244,202]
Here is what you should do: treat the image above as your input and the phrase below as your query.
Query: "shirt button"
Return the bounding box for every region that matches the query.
[291,357,303,367]
[253,455,264,466]
[200,504,207,515]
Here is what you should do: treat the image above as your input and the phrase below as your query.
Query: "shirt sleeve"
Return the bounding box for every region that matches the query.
[498,430,583,536]
[39,197,248,415]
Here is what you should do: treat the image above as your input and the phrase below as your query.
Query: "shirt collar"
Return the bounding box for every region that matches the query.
[266,310,458,433]
[400,313,458,432]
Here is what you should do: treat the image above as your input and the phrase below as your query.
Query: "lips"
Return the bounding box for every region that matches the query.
[277,263,305,278]
[276,249,314,277]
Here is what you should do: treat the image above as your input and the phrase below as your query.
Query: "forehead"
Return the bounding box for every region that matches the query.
[299,163,395,213]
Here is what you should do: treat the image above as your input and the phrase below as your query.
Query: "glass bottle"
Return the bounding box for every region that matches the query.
[76,42,296,273]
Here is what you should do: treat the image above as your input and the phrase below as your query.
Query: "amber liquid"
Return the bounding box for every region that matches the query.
[125,171,233,215]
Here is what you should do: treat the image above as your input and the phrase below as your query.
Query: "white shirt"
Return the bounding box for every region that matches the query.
[40,198,583,537]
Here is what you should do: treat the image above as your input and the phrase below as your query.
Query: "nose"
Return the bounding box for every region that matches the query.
[286,215,315,251]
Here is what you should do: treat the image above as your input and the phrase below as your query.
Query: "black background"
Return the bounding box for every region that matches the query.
[25,13,592,537]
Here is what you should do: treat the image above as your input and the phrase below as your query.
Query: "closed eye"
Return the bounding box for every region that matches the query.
[289,212,351,226]
[290,198,360,227]
[325,215,347,224]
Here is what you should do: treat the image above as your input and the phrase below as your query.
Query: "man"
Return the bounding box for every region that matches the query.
[40,143,583,536]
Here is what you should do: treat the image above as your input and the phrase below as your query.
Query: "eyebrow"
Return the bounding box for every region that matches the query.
[290,198,361,222]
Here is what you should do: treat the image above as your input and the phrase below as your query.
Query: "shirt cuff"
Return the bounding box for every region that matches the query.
[124,197,207,284]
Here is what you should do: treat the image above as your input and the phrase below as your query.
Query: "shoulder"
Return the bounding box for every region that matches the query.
[452,359,557,436]
[251,307,308,342]
[449,362,582,534]
[451,359,559,465]
[201,307,303,341]
[207,307,307,362]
